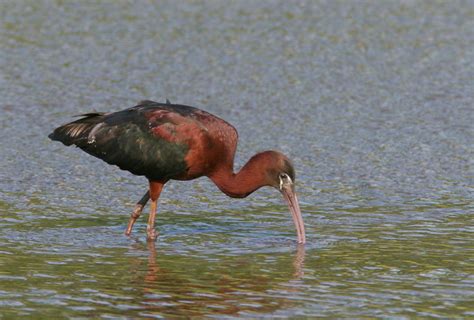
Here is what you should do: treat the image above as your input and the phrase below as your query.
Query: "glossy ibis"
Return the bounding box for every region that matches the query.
[49,100,306,244]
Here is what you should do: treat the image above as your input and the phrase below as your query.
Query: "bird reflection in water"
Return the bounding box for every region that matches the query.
[132,241,306,317]
[293,244,305,278]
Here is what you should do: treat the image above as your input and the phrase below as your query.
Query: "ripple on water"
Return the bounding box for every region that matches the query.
[1,0,473,318]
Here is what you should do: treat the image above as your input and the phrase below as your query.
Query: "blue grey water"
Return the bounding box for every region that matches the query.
[0,1,473,318]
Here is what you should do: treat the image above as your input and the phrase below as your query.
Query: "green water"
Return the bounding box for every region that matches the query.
[1,0,473,318]
[1,201,472,318]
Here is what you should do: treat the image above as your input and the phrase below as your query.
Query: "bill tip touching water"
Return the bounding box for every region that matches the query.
[49,100,306,244]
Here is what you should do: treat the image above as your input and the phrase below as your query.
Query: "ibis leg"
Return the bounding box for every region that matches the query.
[146,181,164,241]
[125,191,150,236]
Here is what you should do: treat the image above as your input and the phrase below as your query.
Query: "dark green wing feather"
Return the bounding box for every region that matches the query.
[49,104,189,180]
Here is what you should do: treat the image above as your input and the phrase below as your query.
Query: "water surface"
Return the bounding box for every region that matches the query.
[1,1,473,318]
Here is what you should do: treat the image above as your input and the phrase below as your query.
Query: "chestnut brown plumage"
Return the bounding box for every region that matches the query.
[49,100,306,244]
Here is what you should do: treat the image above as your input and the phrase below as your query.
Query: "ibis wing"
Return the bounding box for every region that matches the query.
[49,107,189,180]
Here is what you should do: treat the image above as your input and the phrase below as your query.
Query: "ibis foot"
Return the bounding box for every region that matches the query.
[146,228,159,241]
[125,191,150,236]
[125,204,145,236]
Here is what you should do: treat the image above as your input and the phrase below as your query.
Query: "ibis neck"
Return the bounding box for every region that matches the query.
[209,154,270,198]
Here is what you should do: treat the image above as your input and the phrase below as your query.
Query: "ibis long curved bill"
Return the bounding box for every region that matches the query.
[281,184,306,244]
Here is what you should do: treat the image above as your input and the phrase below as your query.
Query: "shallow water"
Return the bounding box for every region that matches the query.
[1,1,473,318]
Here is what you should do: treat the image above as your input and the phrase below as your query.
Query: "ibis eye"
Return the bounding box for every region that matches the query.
[279,173,292,190]
[279,173,290,180]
